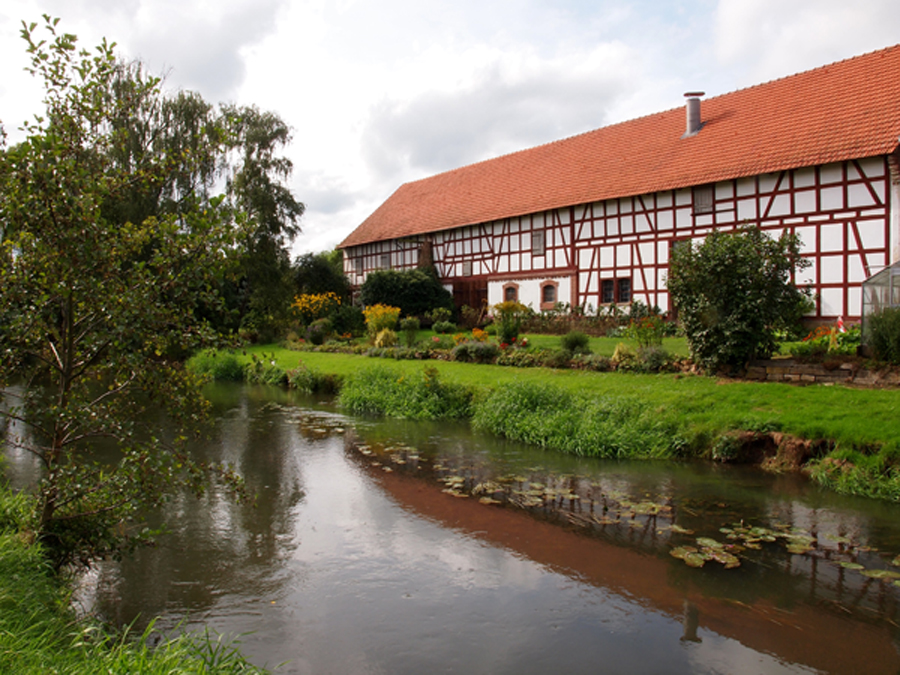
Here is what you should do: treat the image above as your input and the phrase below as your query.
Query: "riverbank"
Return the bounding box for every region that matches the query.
[0,489,267,675]
[190,343,900,502]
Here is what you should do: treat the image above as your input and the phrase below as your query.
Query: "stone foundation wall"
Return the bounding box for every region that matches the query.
[745,359,900,386]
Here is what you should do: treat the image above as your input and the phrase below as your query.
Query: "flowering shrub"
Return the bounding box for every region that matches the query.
[790,323,861,358]
[293,292,341,324]
[471,327,489,342]
[363,304,401,337]
[627,315,666,348]
[492,301,530,344]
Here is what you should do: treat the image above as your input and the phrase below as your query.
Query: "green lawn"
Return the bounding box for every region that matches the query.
[237,342,900,449]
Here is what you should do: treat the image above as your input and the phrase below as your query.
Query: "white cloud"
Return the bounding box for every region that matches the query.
[2,0,897,255]
[714,0,900,85]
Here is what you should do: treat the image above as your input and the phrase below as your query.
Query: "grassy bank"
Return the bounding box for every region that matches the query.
[192,343,900,501]
[0,489,266,675]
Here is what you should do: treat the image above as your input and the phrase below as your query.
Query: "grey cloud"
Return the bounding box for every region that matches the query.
[293,172,359,216]
[361,62,632,183]
[129,0,286,103]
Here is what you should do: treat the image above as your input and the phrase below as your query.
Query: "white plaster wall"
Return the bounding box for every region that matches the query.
[487,276,572,310]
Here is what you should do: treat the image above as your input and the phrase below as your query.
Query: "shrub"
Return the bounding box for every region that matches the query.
[306,317,333,345]
[492,301,530,344]
[560,331,591,354]
[432,320,456,334]
[364,304,401,337]
[399,317,420,348]
[571,353,613,372]
[636,346,674,373]
[868,307,900,364]
[611,342,637,368]
[244,353,288,385]
[451,340,500,364]
[287,361,342,394]
[627,315,666,348]
[360,268,453,317]
[425,307,452,324]
[292,292,341,324]
[186,351,244,381]
[541,350,573,369]
[330,303,366,336]
[667,226,812,372]
[374,328,398,348]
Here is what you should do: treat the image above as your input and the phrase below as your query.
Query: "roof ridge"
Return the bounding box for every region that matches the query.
[341,42,900,249]
[702,42,900,103]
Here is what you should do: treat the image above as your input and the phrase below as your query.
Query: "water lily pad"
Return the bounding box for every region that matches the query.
[861,569,900,580]
[683,552,707,568]
[838,562,865,570]
[892,555,900,567]
[478,497,502,505]
[671,525,694,535]
[786,543,813,555]
[669,546,696,560]
[696,537,723,549]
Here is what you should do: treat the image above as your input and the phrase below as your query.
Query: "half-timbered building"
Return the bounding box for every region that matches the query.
[339,45,900,320]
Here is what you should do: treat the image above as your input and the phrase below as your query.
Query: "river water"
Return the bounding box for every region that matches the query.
[6,382,900,674]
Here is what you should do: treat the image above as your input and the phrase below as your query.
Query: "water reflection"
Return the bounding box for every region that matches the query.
[5,382,900,674]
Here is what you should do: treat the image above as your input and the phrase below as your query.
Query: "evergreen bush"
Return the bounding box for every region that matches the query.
[560,331,591,354]
[868,307,900,364]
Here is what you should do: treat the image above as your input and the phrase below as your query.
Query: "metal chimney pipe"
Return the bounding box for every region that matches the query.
[683,92,705,137]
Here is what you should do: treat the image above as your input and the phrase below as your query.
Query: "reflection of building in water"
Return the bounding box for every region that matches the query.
[344,431,900,675]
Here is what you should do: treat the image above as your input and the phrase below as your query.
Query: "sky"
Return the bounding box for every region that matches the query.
[1,1,899,257]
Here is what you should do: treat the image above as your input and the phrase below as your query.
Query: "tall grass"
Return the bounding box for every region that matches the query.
[0,488,267,674]
[338,364,473,420]
[471,381,683,459]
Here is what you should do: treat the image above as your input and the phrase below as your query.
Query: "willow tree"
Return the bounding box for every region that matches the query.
[0,17,246,568]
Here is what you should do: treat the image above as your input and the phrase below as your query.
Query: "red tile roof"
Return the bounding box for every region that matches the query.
[340,44,900,249]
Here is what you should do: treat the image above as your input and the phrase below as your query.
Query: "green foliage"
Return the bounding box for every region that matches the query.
[399,317,420,348]
[627,315,666,348]
[360,269,453,317]
[374,328,398,348]
[0,18,247,569]
[789,324,862,358]
[364,304,401,336]
[0,487,265,673]
[809,448,900,502]
[492,301,530,344]
[560,331,591,354]
[868,307,900,364]
[667,226,811,372]
[432,320,457,334]
[472,382,679,458]
[451,341,501,364]
[243,354,288,385]
[306,318,333,346]
[329,303,366,337]
[294,250,350,300]
[187,351,245,382]
[425,307,453,324]
[286,361,341,394]
[338,365,473,419]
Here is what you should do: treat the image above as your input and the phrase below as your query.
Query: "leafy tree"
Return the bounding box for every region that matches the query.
[294,250,351,300]
[0,17,246,568]
[360,268,453,317]
[223,105,305,341]
[667,226,811,372]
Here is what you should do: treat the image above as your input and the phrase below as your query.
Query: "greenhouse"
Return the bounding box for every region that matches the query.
[861,261,900,334]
